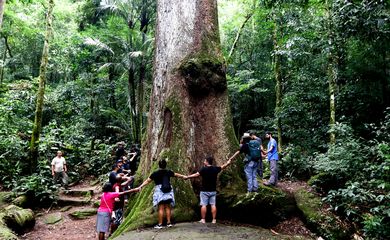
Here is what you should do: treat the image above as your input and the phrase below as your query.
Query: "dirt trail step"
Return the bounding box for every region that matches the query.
[57,195,92,207]
[60,187,96,197]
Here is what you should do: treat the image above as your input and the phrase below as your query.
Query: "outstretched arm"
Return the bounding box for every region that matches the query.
[186,172,200,179]
[121,188,139,195]
[228,150,240,162]
[135,178,152,191]
[174,173,187,179]
[221,159,232,170]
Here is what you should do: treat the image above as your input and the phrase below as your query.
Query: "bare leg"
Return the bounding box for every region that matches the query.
[211,205,217,221]
[165,204,172,224]
[200,205,207,221]
[98,232,105,240]
[158,204,164,225]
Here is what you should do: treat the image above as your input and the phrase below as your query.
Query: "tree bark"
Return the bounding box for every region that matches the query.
[326,0,337,144]
[273,10,283,153]
[113,0,239,235]
[29,0,54,170]
[0,0,5,29]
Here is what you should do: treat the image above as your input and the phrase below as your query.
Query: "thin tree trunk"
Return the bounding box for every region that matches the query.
[326,0,337,144]
[113,0,240,235]
[0,0,5,29]
[127,65,136,142]
[0,38,6,84]
[108,64,117,110]
[30,0,54,170]
[273,10,283,153]
[227,12,253,62]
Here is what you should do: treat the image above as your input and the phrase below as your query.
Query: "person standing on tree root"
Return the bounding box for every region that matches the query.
[228,132,263,192]
[51,151,68,189]
[135,159,187,229]
[185,155,232,224]
[264,131,279,186]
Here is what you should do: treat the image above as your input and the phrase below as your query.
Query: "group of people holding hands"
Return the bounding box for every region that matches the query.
[96,131,279,240]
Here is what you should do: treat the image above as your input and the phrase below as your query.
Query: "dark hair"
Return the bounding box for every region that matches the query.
[112,164,118,170]
[159,159,167,169]
[242,137,251,144]
[266,131,273,136]
[205,156,214,165]
[102,182,112,192]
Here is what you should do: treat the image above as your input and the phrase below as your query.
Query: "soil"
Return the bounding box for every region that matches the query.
[18,180,315,240]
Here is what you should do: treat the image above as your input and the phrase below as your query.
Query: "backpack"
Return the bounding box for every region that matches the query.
[247,139,261,161]
[160,171,172,193]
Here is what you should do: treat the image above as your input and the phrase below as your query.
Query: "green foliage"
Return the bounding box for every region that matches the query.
[12,173,58,207]
[279,144,313,180]
[310,113,390,239]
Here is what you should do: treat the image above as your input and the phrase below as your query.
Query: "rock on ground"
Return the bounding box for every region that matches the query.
[113,222,312,240]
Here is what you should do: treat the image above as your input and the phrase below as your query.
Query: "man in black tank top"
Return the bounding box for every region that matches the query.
[186,155,232,224]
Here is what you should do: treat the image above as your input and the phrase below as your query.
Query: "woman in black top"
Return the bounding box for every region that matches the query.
[136,159,186,229]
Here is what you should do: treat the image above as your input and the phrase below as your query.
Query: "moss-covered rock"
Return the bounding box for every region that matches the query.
[43,212,62,225]
[0,212,18,240]
[0,225,18,240]
[0,192,13,208]
[294,188,352,239]
[2,205,35,234]
[11,195,28,208]
[69,208,96,219]
[218,185,297,228]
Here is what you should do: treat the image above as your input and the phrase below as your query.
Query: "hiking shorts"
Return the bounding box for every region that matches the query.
[200,191,217,206]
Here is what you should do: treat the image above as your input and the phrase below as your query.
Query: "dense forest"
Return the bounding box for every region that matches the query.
[0,0,389,239]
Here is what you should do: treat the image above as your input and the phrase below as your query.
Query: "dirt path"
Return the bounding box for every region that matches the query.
[20,206,97,240]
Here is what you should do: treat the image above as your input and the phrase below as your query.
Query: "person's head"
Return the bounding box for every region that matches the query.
[116,175,122,183]
[249,131,256,139]
[56,151,63,157]
[116,159,123,168]
[265,131,273,139]
[122,156,128,162]
[102,182,112,192]
[158,159,167,169]
[204,156,214,166]
[117,141,125,148]
[242,132,251,144]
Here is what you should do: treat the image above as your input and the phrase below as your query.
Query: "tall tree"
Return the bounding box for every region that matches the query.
[0,0,5,29]
[29,0,55,170]
[272,6,283,153]
[326,0,338,144]
[113,0,239,235]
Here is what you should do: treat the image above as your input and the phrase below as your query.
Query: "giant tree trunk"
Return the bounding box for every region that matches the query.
[113,0,239,236]
[0,0,5,29]
[29,0,54,170]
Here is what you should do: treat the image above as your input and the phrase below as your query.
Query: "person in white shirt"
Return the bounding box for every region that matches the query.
[51,151,68,189]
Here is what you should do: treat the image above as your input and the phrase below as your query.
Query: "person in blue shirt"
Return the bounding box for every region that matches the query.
[265,131,279,186]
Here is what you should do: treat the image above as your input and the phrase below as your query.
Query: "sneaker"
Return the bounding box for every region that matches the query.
[198,219,206,224]
[166,223,173,228]
[154,224,163,229]
[211,219,217,224]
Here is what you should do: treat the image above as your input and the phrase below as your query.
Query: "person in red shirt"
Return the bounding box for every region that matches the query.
[96,182,138,240]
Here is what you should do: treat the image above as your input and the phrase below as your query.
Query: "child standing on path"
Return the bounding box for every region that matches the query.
[96,182,138,240]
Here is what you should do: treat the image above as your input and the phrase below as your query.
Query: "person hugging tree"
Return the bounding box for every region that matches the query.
[135,159,187,229]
